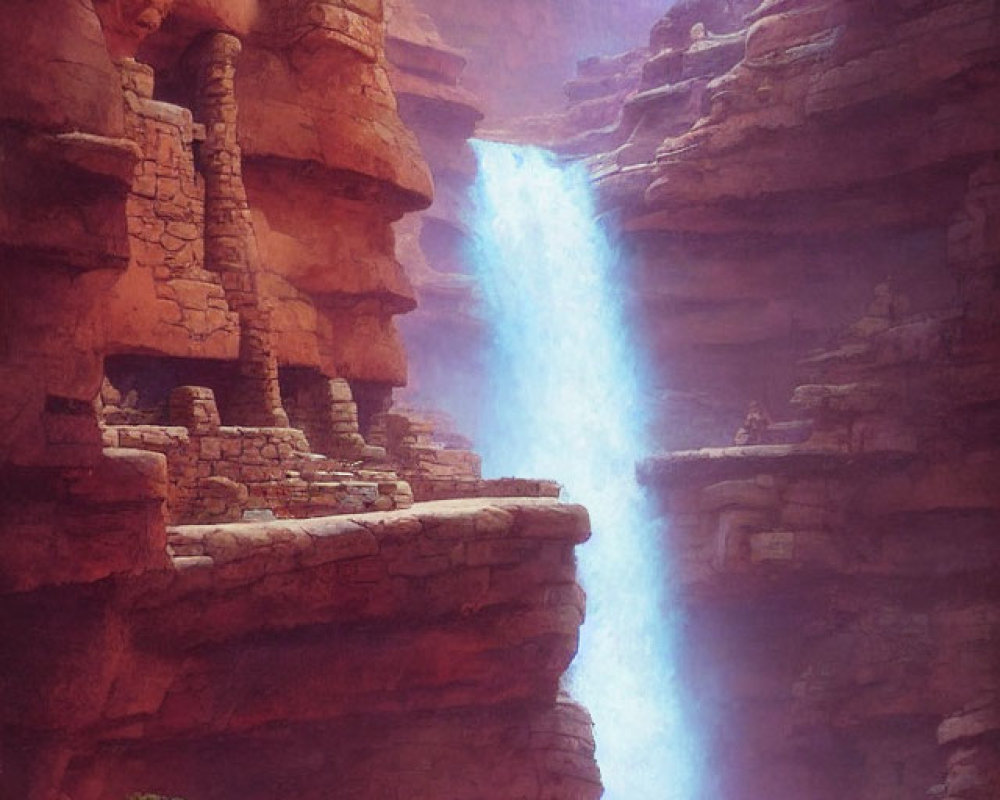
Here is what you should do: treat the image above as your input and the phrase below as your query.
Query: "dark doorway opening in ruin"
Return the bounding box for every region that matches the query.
[104,353,241,426]
[350,381,393,439]
[279,366,336,456]
[134,16,210,111]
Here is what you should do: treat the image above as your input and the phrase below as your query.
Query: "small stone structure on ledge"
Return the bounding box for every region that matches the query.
[370,407,563,501]
[100,384,413,524]
[0,3,604,800]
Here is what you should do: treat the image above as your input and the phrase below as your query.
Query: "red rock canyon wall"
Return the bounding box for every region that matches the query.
[405,0,1000,798]
[3,0,999,798]
[0,2,600,798]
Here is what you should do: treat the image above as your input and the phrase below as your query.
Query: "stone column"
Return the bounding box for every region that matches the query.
[186,32,288,428]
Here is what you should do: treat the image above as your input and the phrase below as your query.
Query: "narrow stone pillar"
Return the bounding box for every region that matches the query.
[168,385,221,434]
[186,32,288,428]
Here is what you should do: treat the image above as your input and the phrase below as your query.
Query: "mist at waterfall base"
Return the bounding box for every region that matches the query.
[468,140,701,799]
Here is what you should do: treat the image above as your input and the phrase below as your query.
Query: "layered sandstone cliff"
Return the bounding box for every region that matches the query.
[590,1,1000,797]
[405,0,1000,798]
[0,2,600,798]
[384,0,487,443]
[4,0,999,798]
[407,0,668,125]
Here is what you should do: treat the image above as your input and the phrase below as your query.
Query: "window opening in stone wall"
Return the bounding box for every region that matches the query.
[103,354,242,426]
[136,14,205,109]
[279,366,335,452]
[350,381,393,439]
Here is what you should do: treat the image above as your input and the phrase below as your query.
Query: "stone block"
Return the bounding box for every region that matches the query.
[300,522,378,566]
[199,437,222,460]
[466,538,540,567]
[387,554,452,577]
[328,378,354,402]
[169,386,221,433]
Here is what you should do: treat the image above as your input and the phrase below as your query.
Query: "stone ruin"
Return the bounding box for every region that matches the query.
[0,2,600,798]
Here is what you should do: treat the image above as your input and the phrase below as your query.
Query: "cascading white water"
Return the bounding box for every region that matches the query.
[468,141,699,800]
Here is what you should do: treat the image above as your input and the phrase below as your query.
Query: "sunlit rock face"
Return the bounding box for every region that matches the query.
[0,2,601,798]
[3,499,596,800]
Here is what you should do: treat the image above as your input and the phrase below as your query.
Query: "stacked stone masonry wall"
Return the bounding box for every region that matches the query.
[188,33,288,428]
[371,410,479,475]
[282,373,369,458]
[101,386,412,524]
[115,58,241,357]
[369,409,564,501]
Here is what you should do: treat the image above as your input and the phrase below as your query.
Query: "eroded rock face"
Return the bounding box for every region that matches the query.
[384,0,488,438]
[588,0,1000,450]
[0,0,136,467]
[407,0,1000,796]
[3,499,597,799]
[0,2,601,798]
[583,1,1000,797]
[408,0,668,125]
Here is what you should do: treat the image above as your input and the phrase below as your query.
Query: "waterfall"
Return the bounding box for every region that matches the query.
[468,140,699,799]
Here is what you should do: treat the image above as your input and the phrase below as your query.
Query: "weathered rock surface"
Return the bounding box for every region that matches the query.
[6,0,999,797]
[2,498,598,799]
[384,0,488,437]
[602,1,1000,797]
[407,0,1000,797]
[0,2,601,798]
[586,0,1000,450]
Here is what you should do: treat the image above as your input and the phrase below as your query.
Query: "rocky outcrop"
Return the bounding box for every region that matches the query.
[589,0,1000,450]
[6,0,998,797]
[3,498,596,799]
[100,0,433,390]
[0,2,600,798]
[384,0,488,438]
[407,0,667,125]
[406,0,1000,797]
[640,330,1000,797]
[600,1,1000,797]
